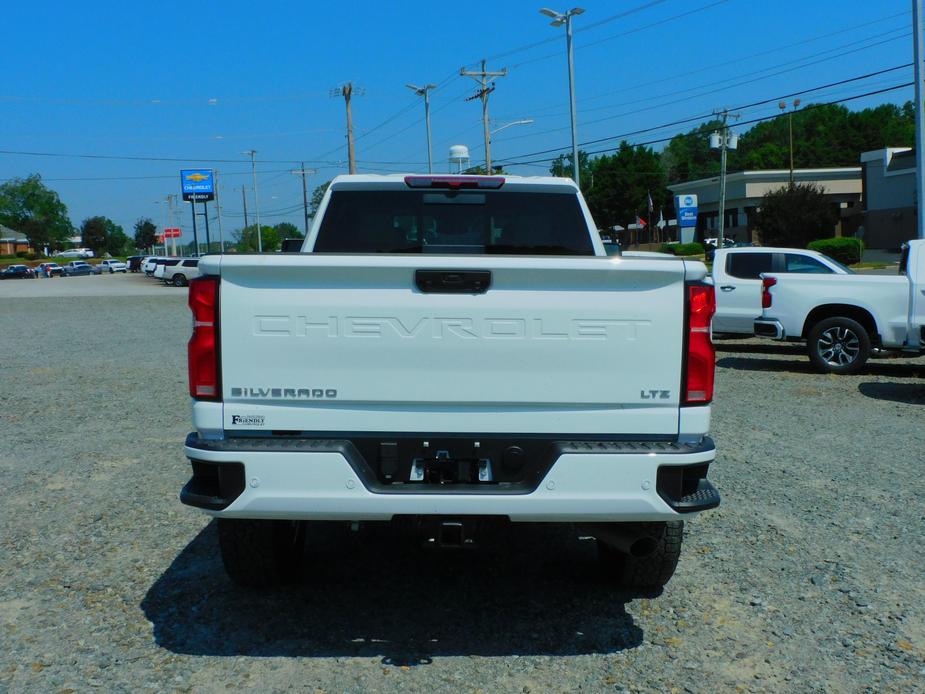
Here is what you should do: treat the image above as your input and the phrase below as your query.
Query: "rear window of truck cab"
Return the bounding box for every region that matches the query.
[313,190,594,255]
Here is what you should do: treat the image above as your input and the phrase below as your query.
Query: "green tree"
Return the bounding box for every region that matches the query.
[661,120,723,184]
[107,228,132,256]
[234,224,279,252]
[0,174,72,251]
[273,221,302,239]
[752,183,836,247]
[134,218,157,252]
[310,180,332,216]
[660,101,916,184]
[583,142,667,230]
[80,217,110,255]
[80,216,123,255]
[549,150,593,192]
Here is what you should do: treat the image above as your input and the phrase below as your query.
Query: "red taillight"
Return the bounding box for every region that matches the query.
[188,276,220,400]
[403,175,505,189]
[685,284,716,404]
[761,276,777,309]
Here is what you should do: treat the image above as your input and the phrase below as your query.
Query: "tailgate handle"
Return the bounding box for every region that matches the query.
[415,270,492,294]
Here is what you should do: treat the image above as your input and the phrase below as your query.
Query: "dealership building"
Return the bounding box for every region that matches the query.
[667,168,863,245]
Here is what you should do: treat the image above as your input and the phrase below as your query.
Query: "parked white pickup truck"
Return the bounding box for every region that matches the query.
[755,239,925,373]
[180,174,720,589]
[712,247,852,335]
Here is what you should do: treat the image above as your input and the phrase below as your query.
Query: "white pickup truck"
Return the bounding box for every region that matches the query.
[755,239,925,373]
[712,247,851,335]
[180,174,720,590]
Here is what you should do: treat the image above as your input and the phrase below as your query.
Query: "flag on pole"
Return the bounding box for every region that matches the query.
[636,215,647,227]
[647,191,654,215]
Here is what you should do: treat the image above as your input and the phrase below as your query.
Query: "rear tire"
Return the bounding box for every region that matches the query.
[807,316,870,374]
[597,521,684,589]
[217,518,305,588]
[173,274,186,287]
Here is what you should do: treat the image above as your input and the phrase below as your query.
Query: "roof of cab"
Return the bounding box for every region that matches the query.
[328,173,578,190]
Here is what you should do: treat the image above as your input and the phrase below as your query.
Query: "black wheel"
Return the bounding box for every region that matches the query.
[109,267,114,273]
[807,316,871,374]
[173,273,186,287]
[217,518,305,588]
[597,521,684,589]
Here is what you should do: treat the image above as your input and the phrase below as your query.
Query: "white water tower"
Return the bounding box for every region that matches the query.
[449,144,470,173]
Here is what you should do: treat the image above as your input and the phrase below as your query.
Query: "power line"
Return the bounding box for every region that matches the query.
[310,2,674,163]
[492,64,911,164]
[550,25,911,122]
[509,0,728,70]
[494,28,911,148]
[0,148,430,167]
[567,10,910,111]
[309,69,462,161]
[496,82,915,168]
[355,8,910,162]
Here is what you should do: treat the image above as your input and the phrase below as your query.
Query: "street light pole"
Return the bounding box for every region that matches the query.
[407,83,437,173]
[242,150,261,252]
[541,7,584,189]
[489,119,534,165]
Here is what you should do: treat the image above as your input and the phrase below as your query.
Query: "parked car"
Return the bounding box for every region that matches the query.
[35,262,65,277]
[98,259,128,273]
[63,261,102,276]
[55,248,94,259]
[162,258,200,286]
[126,255,145,273]
[153,258,181,280]
[0,264,35,279]
[755,238,925,373]
[704,237,736,262]
[711,247,851,335]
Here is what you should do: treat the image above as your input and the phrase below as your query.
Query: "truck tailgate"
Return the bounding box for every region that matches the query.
[213,254,686,436]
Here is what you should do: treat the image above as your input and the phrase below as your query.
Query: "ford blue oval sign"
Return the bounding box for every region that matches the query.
[675,194,698,228]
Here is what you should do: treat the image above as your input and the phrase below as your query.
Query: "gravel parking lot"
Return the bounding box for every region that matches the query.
[1,275,923,693]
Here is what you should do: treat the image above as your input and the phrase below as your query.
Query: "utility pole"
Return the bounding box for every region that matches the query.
[331,83,364,174]
[241,186,249,229]
[461,60,507,174]
[407,83,437,173]
[290,163,316,236]
[540,7,585,189]
[914,0,925,240]
[242,150,261,251]
[711,108,740,242]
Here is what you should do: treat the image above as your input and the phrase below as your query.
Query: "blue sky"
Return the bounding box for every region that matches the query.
[0,0,915,243]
